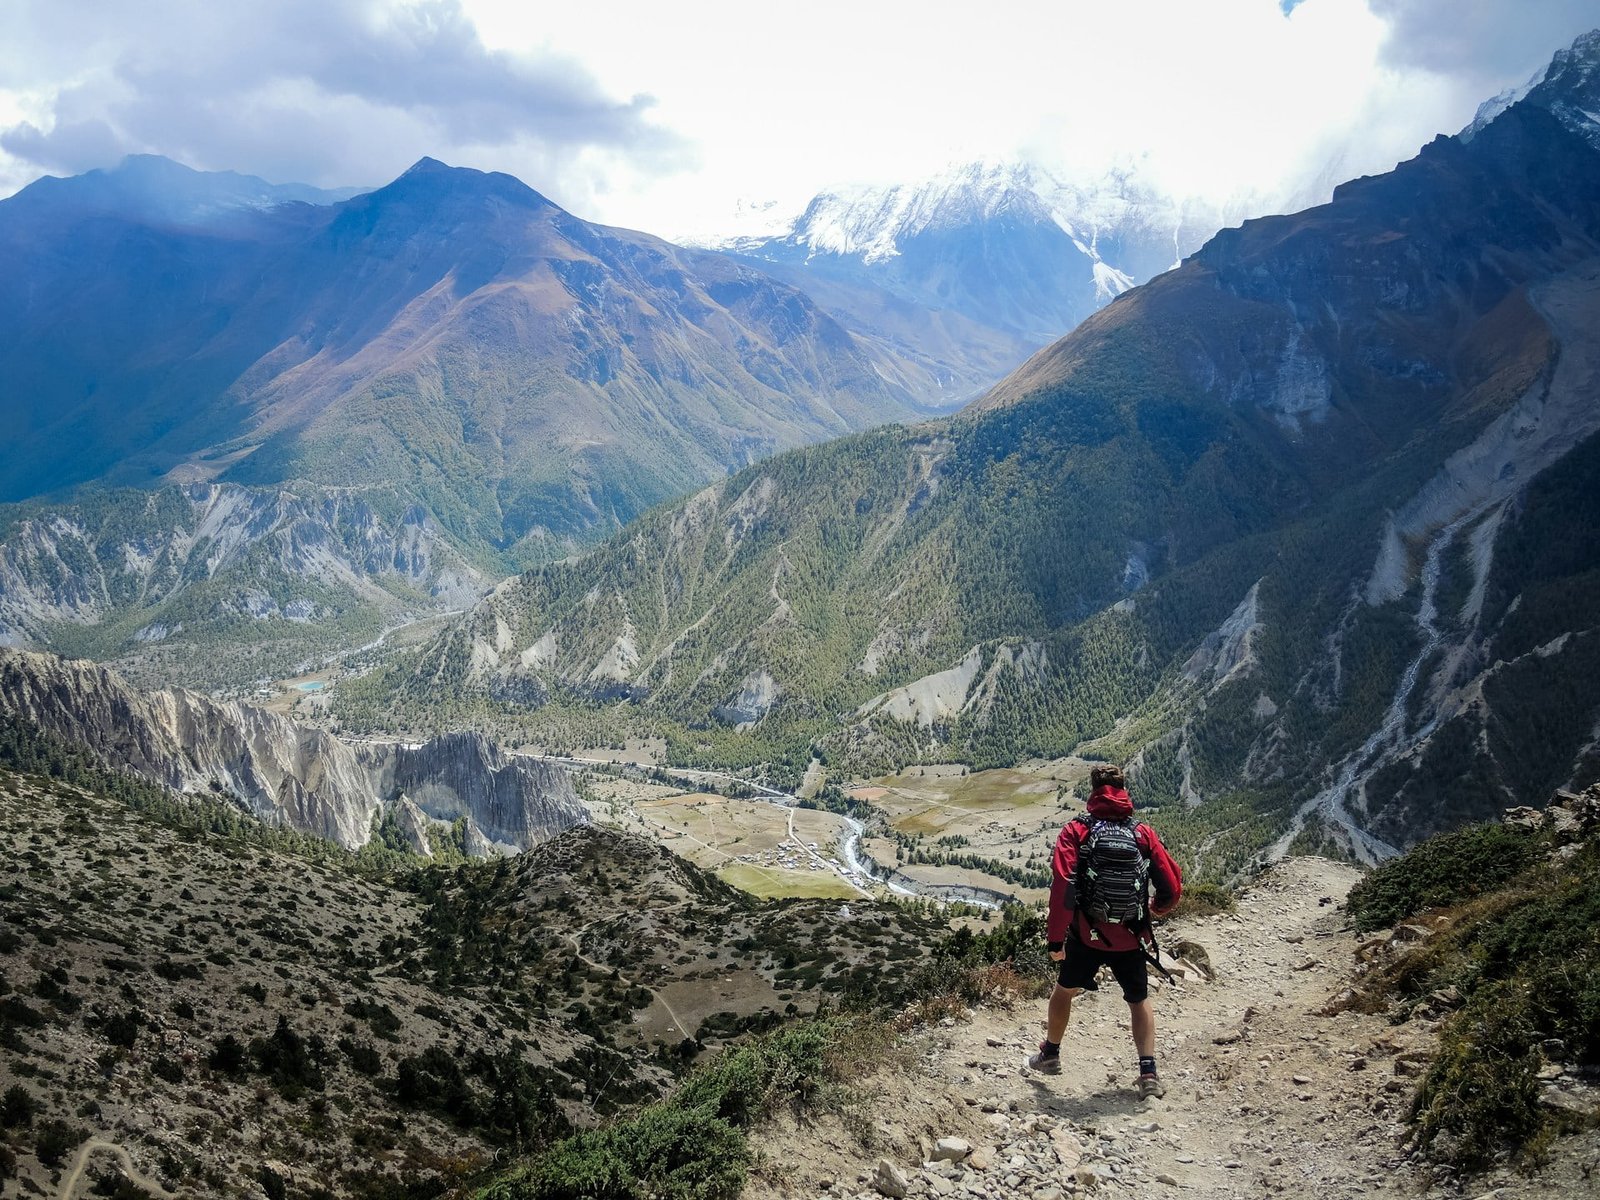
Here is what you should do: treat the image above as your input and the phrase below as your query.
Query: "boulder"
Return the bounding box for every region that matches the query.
[873,1158,910,1199]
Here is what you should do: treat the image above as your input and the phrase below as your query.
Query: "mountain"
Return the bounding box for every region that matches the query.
[0,156,942,525]
[356,32,1600,871]
[1463,28,1600,150]
[710,161,1234,394]
[0,153,366,225]
[0,646,585,853]
[0,156,975,682]
[0,482,486,689]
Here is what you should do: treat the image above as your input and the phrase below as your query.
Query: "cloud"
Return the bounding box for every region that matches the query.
[0,0,685,196]
[1369,0,1597,86]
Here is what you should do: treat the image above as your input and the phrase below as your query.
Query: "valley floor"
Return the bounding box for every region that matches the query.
[744,858,1600,1200]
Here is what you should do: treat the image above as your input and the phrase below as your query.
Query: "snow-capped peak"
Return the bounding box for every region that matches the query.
[780,160,1051,264]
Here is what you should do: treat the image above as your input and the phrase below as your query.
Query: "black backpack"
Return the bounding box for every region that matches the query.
[1074,816,1150,927]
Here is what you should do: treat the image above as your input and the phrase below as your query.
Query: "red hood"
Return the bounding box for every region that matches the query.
[1086,786,1133,820]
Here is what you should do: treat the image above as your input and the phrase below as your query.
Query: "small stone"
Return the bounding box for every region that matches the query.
[1292,1074,1312,1085]
[1073,1167,1098,1188]
[986,1036,1004,1047]
[1175,1154,1194,1164]
[1132,1121,1160,1134]
[968,1147,996,1171]
[934,1138,973,1163]
[1156,1174,1179,1187]
[1052,1130,1083,1169]
[926,1174,956,1196]
[874,1159,910,1199]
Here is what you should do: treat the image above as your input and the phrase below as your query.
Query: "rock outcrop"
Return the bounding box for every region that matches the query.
[376,732,586,853]
[0,647,585,854]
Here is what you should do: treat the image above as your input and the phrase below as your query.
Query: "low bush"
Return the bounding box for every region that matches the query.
[476,1018,862,1200]
[1171,882,1235,918]
[1352,832,1598,1171]
[486,1105,748,1200]
[1345,823,1539,932]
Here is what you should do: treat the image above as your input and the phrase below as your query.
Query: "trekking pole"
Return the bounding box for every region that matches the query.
[1142,922,1177,985]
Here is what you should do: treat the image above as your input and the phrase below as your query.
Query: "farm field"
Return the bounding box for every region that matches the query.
[581,774,866,900]
[852,761,1099,902]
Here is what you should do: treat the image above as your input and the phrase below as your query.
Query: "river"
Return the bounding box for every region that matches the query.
[528,753,1005,909]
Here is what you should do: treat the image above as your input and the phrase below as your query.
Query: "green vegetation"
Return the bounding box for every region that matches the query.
[1171,882,1236,919]
[1342,818,1599,1171]
[476,1021,848,1200]
[478,903,1053,1200]
[1345,823,1540,933]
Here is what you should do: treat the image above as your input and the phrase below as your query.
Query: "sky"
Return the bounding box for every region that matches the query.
[0,0,1595,239]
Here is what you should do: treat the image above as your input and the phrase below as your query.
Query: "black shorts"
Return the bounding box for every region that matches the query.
[1057,937,1148,1004]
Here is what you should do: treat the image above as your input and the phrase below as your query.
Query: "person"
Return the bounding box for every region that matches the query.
[1026,764,1182,1098]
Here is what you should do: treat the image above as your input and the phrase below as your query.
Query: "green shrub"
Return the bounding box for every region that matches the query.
[483,1106,748,1200]
[1346,823,1539,932]
[1357,835,1599,1169]
[1172,882,1235,918]
[1412,980,1544,1169]
[0,1083,36,1128]
[476,1019,856,1200]
[209,1034,247,1075]
[34,1118,81,1168]
[673,1019,836,1125]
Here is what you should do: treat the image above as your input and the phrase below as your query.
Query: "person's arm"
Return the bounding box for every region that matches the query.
[1142,826,1184,917]
[1046,821,1083,955]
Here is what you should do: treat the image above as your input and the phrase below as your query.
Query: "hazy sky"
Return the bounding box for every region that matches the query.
[1,0,1594,238]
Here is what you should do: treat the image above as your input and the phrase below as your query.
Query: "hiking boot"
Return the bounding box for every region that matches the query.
[1137,1072,1166,1099]
[1026,1043,1062,1075]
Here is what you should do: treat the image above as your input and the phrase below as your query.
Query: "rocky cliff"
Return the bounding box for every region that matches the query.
[0,481,487,688]
[0,647,584,854]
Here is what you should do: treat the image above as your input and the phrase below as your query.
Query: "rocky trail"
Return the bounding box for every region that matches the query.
[745,857,1599,1200]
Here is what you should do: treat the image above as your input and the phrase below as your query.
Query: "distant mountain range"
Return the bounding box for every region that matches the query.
[0,140,1239,680]
[0,155,947,524]
[0,154,1003,676]
[366,30,1600,870]
[707,161,1235,384]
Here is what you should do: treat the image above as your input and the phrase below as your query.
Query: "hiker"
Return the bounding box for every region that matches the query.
[1027,764,1182,1098]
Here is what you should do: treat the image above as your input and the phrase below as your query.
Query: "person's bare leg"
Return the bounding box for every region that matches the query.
[1129,999,1155,1057]
[1047,985,1080,1044]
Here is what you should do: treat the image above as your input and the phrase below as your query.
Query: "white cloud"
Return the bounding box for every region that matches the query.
[463,0,1594,235]
[0,0,683,200]
[0,0,1592,237]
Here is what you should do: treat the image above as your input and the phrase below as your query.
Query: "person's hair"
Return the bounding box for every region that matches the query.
[1089,764,1127,790]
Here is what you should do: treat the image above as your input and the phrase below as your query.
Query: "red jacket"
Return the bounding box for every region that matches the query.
[1047,786,1183,952]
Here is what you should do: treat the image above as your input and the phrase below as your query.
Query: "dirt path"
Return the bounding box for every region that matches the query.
[743,857,1590,1200]
[564,928,692,1042]
[57,1138,174,1199]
